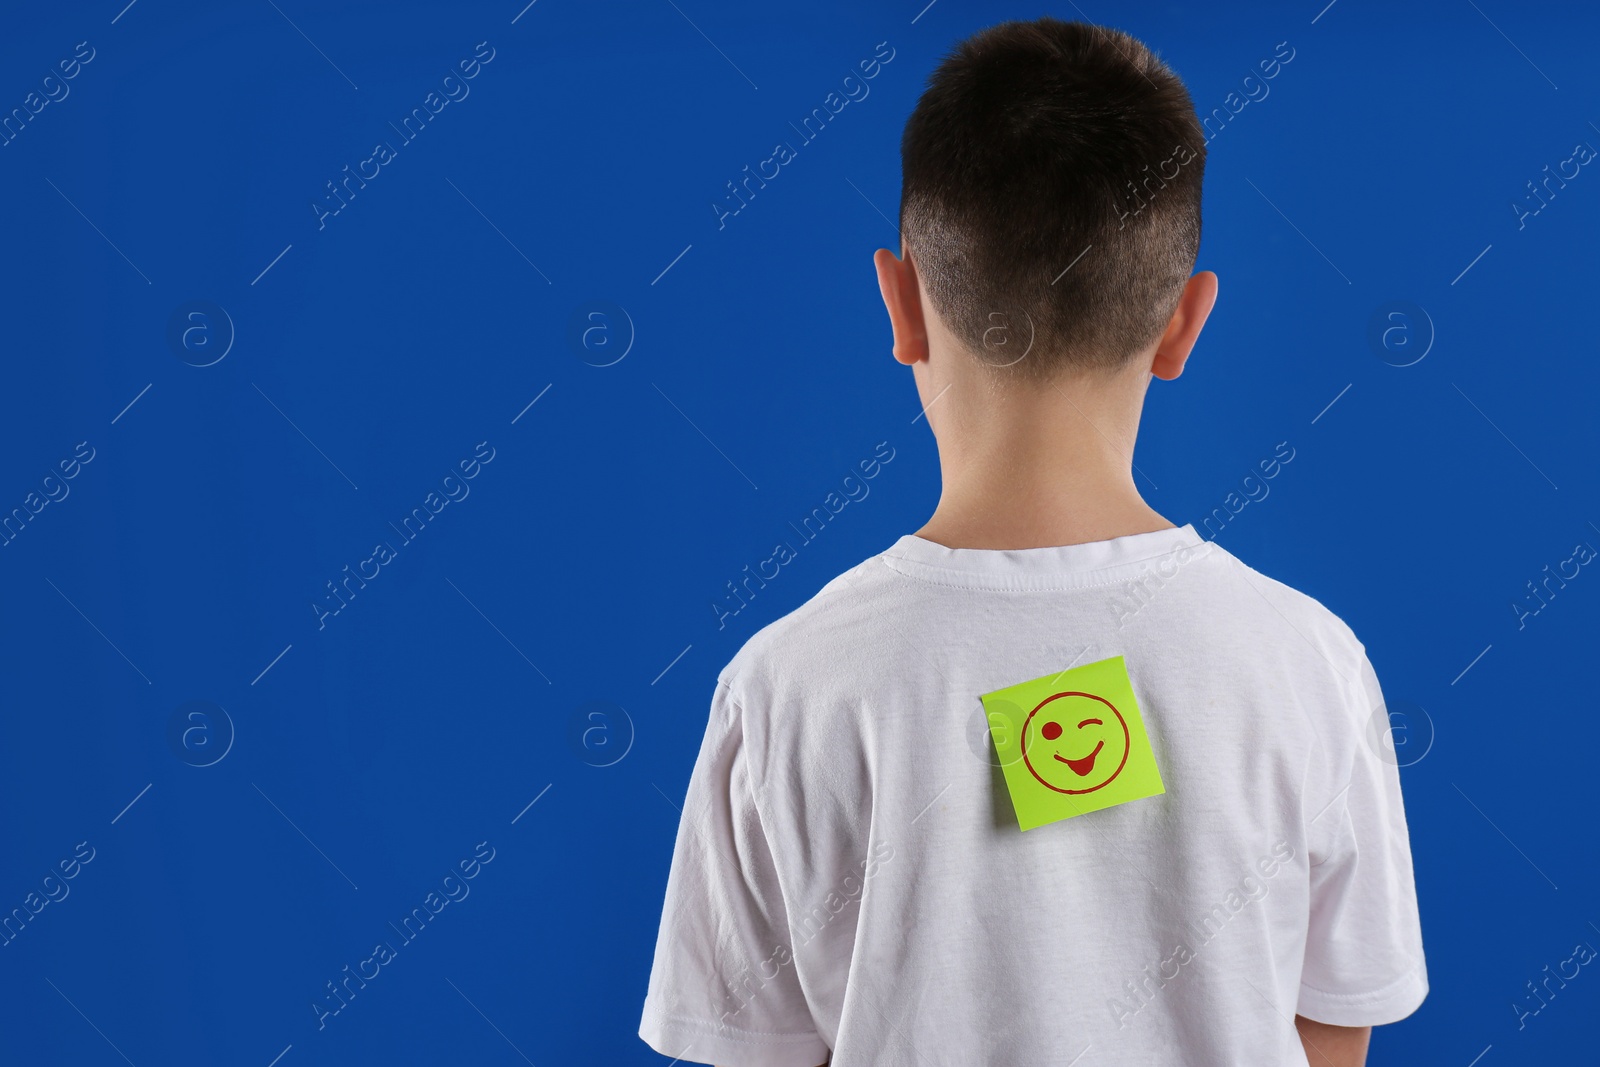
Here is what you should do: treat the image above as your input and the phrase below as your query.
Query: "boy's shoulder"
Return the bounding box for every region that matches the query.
[1183,541,1382,730]
[715,546,902,696]
[1201,540,1368,657]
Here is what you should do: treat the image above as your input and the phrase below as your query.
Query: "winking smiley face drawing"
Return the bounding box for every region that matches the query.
[982,656,1164,830]
[1020,691,1131,794]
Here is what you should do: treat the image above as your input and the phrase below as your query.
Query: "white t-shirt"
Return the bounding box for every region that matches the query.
[640,524,1428,1066]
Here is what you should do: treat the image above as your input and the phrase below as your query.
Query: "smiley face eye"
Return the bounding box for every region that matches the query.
[1041,721,1062,741]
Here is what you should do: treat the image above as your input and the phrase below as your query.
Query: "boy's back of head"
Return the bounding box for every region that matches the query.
[900,17,1206,381]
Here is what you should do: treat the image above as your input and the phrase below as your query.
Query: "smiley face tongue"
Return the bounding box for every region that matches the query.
[1054,740,1104,777]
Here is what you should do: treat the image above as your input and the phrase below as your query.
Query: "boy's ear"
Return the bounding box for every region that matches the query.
[874,247,929,366]
[1150,270,1218,381]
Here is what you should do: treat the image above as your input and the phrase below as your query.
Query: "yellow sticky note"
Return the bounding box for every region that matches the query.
[980,655,1165,831]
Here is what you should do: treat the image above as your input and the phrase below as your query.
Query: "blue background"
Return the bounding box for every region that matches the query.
[1,0,1595,1064]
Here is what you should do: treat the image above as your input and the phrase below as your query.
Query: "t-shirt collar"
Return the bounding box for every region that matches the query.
[879,523,1207,591]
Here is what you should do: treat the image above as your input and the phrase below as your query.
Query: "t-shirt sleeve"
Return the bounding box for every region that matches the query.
[639,676,830,1067]
[1297,650,1430,1026]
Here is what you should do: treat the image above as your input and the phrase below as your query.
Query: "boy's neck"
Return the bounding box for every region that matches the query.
[915,472,1174,551]
[912,363,1174,551]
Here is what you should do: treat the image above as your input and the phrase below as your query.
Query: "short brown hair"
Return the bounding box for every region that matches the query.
[899,18,1205,379]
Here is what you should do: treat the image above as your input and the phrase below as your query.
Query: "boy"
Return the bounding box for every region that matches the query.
[640,17,1427,1067]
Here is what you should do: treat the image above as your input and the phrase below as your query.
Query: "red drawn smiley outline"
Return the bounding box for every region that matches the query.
[1020,691,1131,795]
